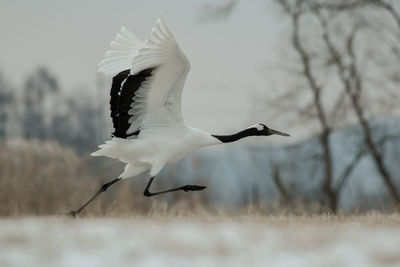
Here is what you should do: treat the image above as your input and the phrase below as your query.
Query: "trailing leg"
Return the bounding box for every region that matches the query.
[69,178,121,217]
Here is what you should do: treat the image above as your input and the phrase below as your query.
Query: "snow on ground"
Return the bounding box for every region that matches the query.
[1,216,400,267]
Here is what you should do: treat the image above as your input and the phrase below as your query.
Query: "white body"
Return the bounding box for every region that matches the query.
[92,126,219,178]
[92,17,221,178]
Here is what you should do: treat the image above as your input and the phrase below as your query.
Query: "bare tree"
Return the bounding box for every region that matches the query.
[277,0,400,208]
[271,163,293,206]
[311,0,400,204]
[276,0,349,212]
[197,0,400,211]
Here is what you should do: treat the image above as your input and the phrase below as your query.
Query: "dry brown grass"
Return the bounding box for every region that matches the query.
[0,139,257,217]
[1,139,399,218]
[0,139,145,216]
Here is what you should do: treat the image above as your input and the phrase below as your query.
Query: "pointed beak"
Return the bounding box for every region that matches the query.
[269,128,290,137]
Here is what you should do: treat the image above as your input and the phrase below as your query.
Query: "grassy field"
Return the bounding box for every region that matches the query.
[1,214,400,267]
[2,140,400,266]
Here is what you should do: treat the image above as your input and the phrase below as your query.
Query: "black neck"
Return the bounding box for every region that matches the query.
[212,128,261,143]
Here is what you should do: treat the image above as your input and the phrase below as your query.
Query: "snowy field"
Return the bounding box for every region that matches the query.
[1,215,400,267]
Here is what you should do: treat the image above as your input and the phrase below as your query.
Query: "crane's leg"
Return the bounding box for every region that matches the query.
[68,178,121,217]
[143,176,206,197]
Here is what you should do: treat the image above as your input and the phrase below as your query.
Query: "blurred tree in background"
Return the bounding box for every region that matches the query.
[23,67,59,140]
[0,67,106,154]
[0,73,14,138]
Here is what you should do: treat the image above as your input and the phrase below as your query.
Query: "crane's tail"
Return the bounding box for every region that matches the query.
[91,139,121,159]
[91,139,148,179]
[118,164,148,179]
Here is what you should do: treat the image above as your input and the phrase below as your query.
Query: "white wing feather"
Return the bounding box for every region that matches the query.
[128,17,191,135]
[98,17,191,136]
[98,26,147,76]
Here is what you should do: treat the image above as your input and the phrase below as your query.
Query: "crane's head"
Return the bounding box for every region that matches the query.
[253,123,290,137]
[212,123,290,143]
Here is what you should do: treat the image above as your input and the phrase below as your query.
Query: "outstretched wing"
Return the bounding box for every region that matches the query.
[98,17,191,139]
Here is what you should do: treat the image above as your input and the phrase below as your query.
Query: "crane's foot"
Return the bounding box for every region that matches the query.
[68,210,78,217]
[182,185,207,192]
[56,210,79,217]
[143,184,207,197]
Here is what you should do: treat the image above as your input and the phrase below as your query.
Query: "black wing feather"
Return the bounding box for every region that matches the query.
[109,68,156,138]
[110,69,130,137]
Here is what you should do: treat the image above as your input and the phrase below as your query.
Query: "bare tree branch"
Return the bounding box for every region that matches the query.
[335,133,400,192]
[288,0,337,212]
[314,5,400,204]
[271,164,292,205]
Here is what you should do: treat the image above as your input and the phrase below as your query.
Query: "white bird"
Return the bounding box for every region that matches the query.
[69,16,289,216]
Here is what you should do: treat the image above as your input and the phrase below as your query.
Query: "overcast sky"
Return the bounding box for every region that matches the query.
[1,0,293,140]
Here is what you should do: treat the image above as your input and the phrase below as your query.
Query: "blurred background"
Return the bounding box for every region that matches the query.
[1,0,400,216]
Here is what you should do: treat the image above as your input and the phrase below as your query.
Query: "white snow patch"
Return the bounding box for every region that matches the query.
[0,217,399,267]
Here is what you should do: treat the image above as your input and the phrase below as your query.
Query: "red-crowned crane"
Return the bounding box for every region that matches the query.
[69,16,289,216]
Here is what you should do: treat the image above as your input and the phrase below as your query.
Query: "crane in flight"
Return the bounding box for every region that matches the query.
[69,16,289,216]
